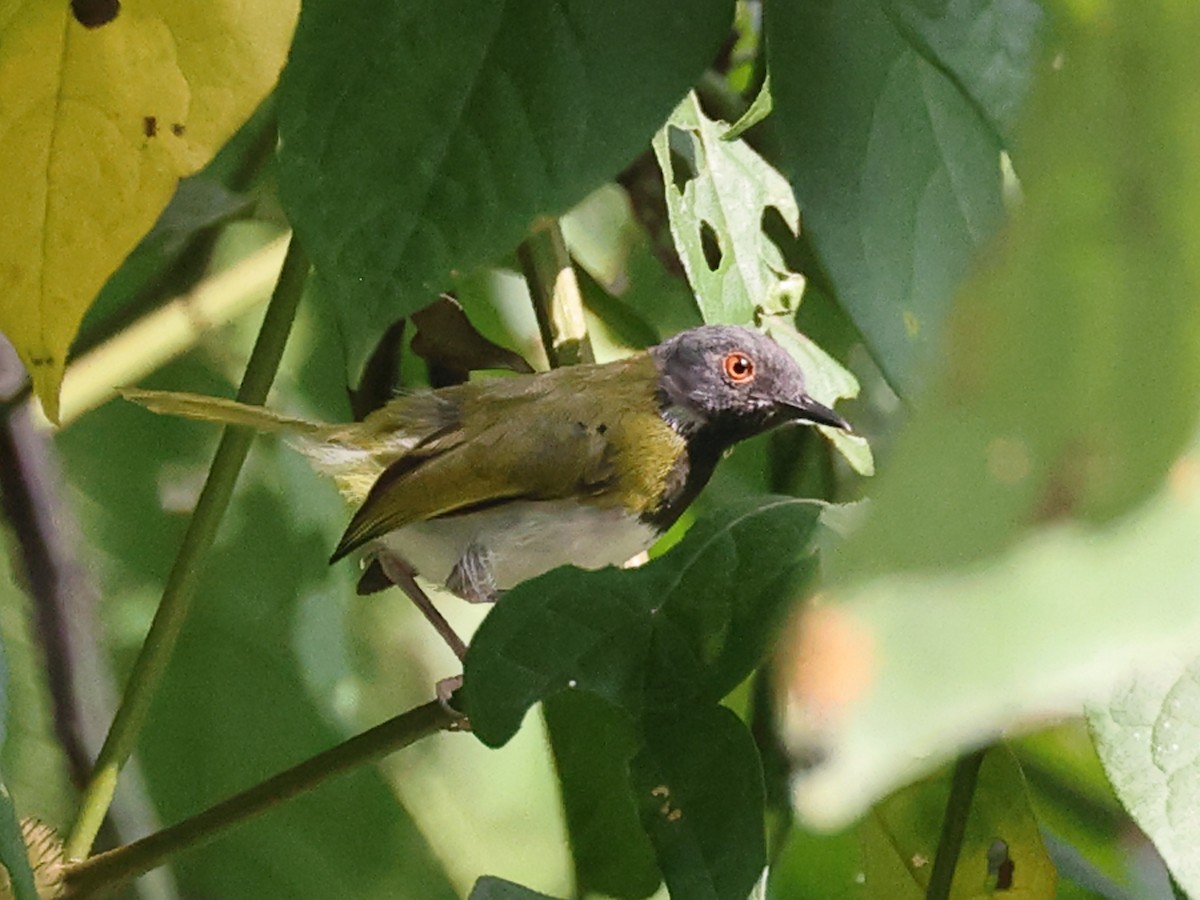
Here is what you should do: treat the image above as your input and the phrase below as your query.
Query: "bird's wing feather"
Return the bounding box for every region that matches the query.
[330,356,659,560]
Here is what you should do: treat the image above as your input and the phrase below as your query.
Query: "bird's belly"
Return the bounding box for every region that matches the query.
[375,499,658,592]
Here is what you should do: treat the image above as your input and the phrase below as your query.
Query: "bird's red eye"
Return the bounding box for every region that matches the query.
[723,352,755,383]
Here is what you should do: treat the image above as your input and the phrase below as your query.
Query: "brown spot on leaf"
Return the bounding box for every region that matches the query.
[1030,442,1095,523]
[650,785,682,821]
[171,123,186,136]
[70,0,119,28]
[143,116,157,138]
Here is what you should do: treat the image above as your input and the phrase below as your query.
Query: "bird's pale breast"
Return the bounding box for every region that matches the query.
[375,497,658,596]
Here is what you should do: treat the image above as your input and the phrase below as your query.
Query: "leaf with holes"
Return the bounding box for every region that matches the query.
[276,0,734,376]
[652,92,798,325]
[721,74,773,143]
[0,0,297,420]
[764,316,874,476]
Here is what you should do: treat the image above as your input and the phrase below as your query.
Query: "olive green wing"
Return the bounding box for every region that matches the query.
[329,401,617,562]
[329,354,661,562]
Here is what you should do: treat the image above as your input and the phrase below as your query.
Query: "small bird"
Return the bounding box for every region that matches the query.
[125,325,849,662]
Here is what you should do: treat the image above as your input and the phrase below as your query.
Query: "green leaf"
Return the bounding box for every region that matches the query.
[861,746,1056,897]
[783,439,1200,829]
[652,92,799,324]
[1090,656,1200,897]
[469,875,562,900]
[763,318,874,477]
[277,0,735,373]
[827,1,1200,580]
[766,0,1005,395]
[721,75,773,143]
[464,496,824,747]
[767,823,863,900]
[629,706,766,900]
[880,0,1044,144]
[649,97,869,473]
[543,692,661,899]
[58,369,458,899]
[0,786,37,900]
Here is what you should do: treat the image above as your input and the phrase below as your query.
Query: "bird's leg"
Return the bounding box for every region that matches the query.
[375,553,469,663]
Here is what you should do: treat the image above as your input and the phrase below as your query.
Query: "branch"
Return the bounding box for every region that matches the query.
[518,220,593,367]
[62,701,461,898]
[925,748,986,900]
[64,236,310,861]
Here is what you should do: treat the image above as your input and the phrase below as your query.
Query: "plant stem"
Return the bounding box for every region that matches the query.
[61,701,460,898]
[63,237,310,861]
[926,748,986,900]
[518,220,593,367]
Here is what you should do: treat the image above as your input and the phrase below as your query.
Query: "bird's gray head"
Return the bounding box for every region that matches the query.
[650,325,850,439]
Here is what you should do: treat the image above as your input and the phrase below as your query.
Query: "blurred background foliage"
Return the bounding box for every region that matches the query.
[1,0,1200,898]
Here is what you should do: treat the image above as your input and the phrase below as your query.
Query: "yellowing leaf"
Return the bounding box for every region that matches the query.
[0,0,297,421]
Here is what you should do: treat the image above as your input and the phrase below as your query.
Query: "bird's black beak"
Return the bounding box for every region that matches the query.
[784,394,852,432]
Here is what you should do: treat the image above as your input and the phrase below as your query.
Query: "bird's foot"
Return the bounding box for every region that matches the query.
[437,675,471,731]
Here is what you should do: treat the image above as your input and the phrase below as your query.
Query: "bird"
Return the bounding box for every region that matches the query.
[124,324,850,664]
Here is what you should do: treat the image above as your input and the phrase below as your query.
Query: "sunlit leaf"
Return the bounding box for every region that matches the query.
[0,0,297,420]
[1091,655,1200,897]
[782,443,1200,828]
[861,747,1056,897]
[652,92,797,325]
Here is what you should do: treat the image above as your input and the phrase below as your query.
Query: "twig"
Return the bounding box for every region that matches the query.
[926,748,987,900]
[62,701,461,898]
[63,237,310,861]
[42,236,290,429]
[518,221,593,367]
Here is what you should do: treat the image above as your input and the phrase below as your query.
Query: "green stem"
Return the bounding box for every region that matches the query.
[64,237,310,861]
[62,701,459,898]
[517,220,593,367]
[925,748,986,900]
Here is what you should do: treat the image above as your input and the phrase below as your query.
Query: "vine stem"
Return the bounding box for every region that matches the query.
[61,701,460,898]
[517,220,593,368]
[63,237,310,861]
[925,748,986,900]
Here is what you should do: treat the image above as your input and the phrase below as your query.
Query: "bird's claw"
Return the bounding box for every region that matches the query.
[437,675,471,731]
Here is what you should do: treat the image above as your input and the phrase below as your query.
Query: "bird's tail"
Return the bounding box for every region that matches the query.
[120,388,333,438]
